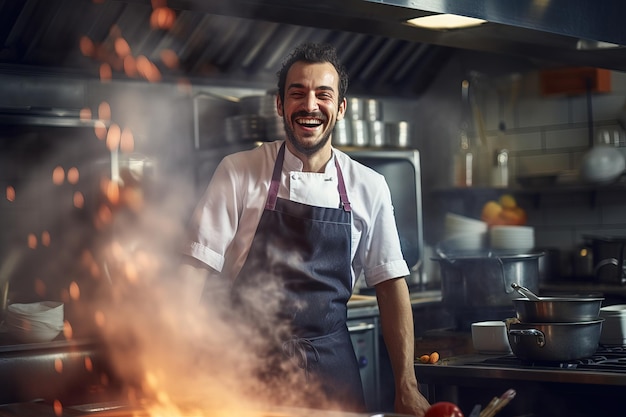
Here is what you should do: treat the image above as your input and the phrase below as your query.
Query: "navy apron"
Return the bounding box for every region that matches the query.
[231,143,365,411]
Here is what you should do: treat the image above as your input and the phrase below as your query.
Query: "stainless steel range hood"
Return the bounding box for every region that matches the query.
[167,0,626,71]
[0,0,625,100]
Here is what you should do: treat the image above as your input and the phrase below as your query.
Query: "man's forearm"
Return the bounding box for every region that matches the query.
[376,278,418,391]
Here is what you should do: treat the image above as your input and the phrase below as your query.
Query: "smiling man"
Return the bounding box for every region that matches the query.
[181,43,430,416]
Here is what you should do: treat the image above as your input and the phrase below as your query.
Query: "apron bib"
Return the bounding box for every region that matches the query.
[232,143,365,411]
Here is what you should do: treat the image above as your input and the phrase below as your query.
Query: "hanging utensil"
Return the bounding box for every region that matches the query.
[511,282,541,301]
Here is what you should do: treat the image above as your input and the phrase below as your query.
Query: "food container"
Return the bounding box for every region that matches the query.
[471,321,511,354]
[512,297,604,323]
[508,319,603,362]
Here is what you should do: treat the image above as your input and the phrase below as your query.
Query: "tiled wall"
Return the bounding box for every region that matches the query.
[406,51,626,277]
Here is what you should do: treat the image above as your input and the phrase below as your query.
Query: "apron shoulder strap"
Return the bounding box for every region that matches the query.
[265,143,286,210]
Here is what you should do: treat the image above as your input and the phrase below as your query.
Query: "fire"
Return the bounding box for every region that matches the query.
[99,101,112,121]
[54,358,63,373]
[6,185,15,202]
[73,191,85,209]
[120,127,135,153]
[69,281,80,300]
[27,233,37,249]
[114,37,132,58]
[41,231,51,247]
[94,120,108,140]
[52,166,65,185]
[106,124,122,151]
[100,63,113,82]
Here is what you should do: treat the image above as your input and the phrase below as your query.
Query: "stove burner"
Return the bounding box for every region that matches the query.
[471,345,626,372]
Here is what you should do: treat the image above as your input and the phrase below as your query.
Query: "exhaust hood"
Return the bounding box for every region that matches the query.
[0,0,625,99]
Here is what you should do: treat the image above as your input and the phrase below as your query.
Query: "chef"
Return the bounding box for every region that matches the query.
[180,42,430,417]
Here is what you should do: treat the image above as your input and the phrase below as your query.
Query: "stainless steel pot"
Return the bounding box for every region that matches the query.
[434,252,543,309]
[508,319,604,362]
[512,297,604,323]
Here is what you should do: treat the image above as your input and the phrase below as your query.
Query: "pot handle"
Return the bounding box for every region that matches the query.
[509,328,545,347]
[594,257,618,274]
[495,257,515,294]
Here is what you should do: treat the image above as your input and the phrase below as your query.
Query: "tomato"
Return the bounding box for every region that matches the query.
[424,401,464,417]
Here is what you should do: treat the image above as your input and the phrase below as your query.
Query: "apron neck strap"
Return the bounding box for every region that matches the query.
[266,142,352,212]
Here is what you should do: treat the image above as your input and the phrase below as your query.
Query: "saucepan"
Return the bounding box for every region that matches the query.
[510,282,603,323]
[507,319,604,362]
[512,297,604,323]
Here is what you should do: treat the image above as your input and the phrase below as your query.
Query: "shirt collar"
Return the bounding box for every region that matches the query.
[283,142,337,176]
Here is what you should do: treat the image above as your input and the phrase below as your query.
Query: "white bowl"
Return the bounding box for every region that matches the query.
[471,320,512,354]
[6,301,64,343]
[441,232,487,252]
[490,225,535,251]
[600,304,626,317]
[445,213,488,233]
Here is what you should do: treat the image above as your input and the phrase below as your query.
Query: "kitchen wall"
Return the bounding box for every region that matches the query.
[403,49,626,279]
[2,46,626,291]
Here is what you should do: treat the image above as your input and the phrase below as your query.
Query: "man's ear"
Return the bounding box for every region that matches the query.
[276,95,284,117]
[337,97,347,121]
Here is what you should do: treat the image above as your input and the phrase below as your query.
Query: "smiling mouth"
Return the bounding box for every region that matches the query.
[295,117,323,128]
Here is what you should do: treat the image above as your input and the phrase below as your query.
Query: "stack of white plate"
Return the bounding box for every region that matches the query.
[5,301,64,343]
[599,304,626,346]
[441,213,488,252]
[489,225,535,253]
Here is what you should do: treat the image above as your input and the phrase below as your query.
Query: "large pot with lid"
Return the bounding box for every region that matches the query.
[433,252,543,310]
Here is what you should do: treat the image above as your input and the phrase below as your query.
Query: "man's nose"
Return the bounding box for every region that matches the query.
[303,93,319,112]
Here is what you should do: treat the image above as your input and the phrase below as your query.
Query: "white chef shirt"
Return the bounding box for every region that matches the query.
[183,140,409,289]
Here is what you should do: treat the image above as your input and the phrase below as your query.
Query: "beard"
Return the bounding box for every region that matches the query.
[282,112,336,157]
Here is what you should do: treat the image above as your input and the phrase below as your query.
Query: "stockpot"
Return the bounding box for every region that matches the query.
[433,252,543,309]
[508,319,604,362]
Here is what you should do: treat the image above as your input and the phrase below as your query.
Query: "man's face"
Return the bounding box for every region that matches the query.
[277,61,346,156]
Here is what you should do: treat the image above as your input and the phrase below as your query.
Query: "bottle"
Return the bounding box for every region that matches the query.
[454,131,474,187]
[491,149,509,187]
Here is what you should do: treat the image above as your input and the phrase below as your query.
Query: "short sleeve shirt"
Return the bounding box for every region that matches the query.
[182,140,409,288]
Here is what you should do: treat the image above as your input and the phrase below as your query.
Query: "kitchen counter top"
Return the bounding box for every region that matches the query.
[348,290,441,308]
[415,352,626,386]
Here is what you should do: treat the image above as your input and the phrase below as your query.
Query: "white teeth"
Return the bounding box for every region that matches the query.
[296,118,322,125]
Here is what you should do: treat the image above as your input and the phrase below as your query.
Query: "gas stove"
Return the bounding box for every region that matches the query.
[469,345,626,372]
[415,344,626,417]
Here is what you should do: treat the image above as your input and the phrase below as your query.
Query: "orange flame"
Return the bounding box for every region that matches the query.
[106,123,122,151]
[54,358,63,374]
[94,120,108,140]
[98,102,112,121]
[100,63,113,82]
[73,191,85,209]
[120,127,135,153]
[69,281,81,301]
[79,36,95,57]
[52,166,65,185]
[41,231,51,247]
[6,185,15,202]
[80,107,93,120]
[114,37,132,58]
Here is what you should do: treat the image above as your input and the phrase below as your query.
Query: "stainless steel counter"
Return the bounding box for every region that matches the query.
[415,353,626,386]
[414,348,626,416]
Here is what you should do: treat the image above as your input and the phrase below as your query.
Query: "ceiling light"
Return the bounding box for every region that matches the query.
[406,14,487,30]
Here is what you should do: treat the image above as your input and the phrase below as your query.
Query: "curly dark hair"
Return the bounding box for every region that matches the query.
[276,42,349,103]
